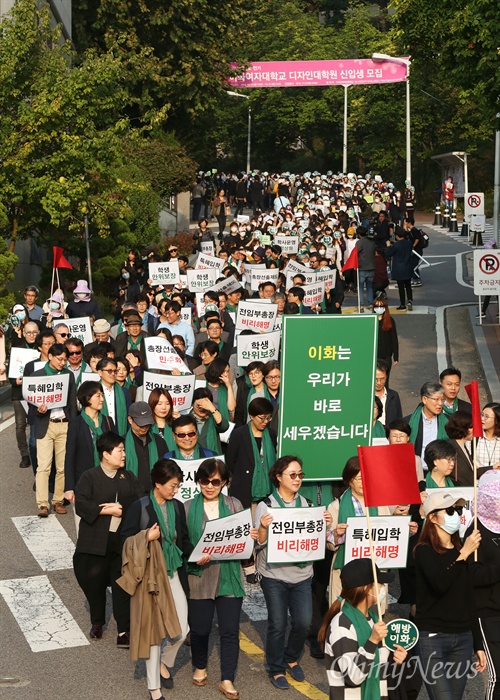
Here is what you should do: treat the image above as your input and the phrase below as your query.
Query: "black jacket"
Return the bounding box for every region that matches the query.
[226,423,277,508]
[114,330,149,364]
[377,318,399,363]
[64,414,115,492]
[83,337,117,364]
[448,439,474,487]
[66,299,102,320]
[466,520,500,618]
[127,431,168,495]
[75,466,143,556]
[383,388,403,427]
[121,496,193,596]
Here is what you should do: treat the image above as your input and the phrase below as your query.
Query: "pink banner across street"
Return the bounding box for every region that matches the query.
[228,58,408,88]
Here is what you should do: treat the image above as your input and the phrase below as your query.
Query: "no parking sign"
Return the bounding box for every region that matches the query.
[474,250,500,295]
[465,192,484,221]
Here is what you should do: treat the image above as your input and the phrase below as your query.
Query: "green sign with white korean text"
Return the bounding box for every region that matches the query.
[279,315,378,479]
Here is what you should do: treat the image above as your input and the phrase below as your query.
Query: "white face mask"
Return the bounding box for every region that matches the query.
[374,307,385,315]
[370,586,387,605]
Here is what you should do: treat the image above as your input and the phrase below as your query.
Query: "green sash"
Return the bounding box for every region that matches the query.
[372,420,386,438]
[207,382,230,424]
[127,335,143,351]
[125,429,159,478]
[44,361,69,376]
[151,421,175,451]
[101,384,128,436]
[150,490,183,577]
[80,410,104,466]
[425,472,455,489]
[342,600,381,700]
[249,425,275,502]
[171,444,203,461]
[333,489,378,569]
[186,493,245,597]
[442,398,458,417]
[408,405,449,443]
[195,415,221,454]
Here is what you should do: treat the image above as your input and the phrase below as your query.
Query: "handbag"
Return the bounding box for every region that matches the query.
[225,205,231,216]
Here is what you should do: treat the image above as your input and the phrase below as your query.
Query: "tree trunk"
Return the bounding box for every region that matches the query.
[9,215,18,253]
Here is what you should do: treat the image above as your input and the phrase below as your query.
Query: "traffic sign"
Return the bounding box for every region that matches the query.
[474,250,500,295]
[464,192,484,221]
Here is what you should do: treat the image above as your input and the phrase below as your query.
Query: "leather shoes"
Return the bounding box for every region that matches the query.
[38,506,49,518]
[116,631,130,648]
[160,666,173,690]
[53,502,67,515]
[19,456,30,468]
[90,624,102,639]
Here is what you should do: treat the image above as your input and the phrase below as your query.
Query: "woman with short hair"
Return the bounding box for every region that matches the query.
[444,410,474,486]
[424,439,461,488]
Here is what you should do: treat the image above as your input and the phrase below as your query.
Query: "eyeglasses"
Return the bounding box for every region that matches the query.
[266,375,280,381]
[174,431,197,439]
[255,415,272,422]
[426,396,444,403]
[68,350,82,356]
[282,472,305,480]
[440,457,457,464]
[56,332,69,338]
[103,368,117,374]
[198,477,223,487]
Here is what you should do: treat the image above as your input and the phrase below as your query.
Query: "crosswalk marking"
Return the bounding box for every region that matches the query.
[12,515,75,571]
[424,222,494,243]
[0,575,89,652]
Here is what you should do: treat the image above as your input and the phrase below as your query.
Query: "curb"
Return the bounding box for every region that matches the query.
[467,307,500,402]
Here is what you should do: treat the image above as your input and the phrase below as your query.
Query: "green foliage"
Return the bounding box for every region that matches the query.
[0,235,18,321]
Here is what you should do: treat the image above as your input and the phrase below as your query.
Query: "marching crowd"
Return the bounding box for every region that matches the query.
[1,169,499,700]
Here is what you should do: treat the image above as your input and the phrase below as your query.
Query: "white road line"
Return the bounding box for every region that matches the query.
[0,575,89,652]
[0,416,15,432]
[12,515,75,571]
[455,253,473,288]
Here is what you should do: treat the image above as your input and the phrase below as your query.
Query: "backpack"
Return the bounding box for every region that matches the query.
[421,231,430,249]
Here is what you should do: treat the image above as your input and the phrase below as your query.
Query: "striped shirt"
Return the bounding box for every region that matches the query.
[325,611,390,700]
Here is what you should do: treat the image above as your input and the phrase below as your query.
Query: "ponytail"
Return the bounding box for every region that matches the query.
[317,584,368,650]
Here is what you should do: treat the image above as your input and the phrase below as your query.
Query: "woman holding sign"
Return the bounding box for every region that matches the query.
[255,455,332,690]
[184,458,258,698]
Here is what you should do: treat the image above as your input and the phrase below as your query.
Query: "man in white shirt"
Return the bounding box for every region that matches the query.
[64,338,91,389]
[157,301,195,355]
[96,357,129,435]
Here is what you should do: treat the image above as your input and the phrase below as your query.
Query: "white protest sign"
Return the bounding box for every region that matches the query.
[210,275,243,296]
[236,215,249,223]
[274,235,299,255]
[171,456,226,503]
[302,280,325,307]
[464,192,484,222]
[22,374,70,409]
[200,241,215,257]
[344,516,411,569]
[273,315,283,332]
[267,506,326,564]
[8,348,40,379]
[250,268,280,291]
[316,269,337,291]
[80,372,101,384]
[237,331,281,366]
[55,317,93,346]
[236,301,278,333]
[188,509,254,562]
[149,261,180,286]
[145,337,190,373]
[473,250,500,296]
[179,306,192,325]
[195,253,225,275]
[195,293,207,318]
[186,268,218,293]
[429,488,473,538]
[471,215,486,232]
[284,260,316,288]
[142,371,195,410]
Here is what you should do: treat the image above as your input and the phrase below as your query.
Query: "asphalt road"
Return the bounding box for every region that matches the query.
[0,223,489,700]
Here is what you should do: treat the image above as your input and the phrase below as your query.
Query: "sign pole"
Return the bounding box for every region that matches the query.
[473,436,478,562]
[365,508,383,623]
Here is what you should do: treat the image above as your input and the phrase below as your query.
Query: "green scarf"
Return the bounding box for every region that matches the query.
[249,425,275,502]
[74,362,90,388]
[299,481,332,506]
[80,410,104,466]
[127,334,143,351]
[171,444,203,461]
[342,600,381,700]
[271,488,307,568]
[186,493,245,598]
[124,429,159,478]
[247,383,271,409]
[207,382,230,424]
[44,361,69,376]
[150,490,183,577]
[194,415,221,455]
[334,489,378,569]
[442,398,458,417]
[408,405,449,443]
[101,384,128,436]
[151,421,176,451]
[372,420,386,438]
[425,472,455,489]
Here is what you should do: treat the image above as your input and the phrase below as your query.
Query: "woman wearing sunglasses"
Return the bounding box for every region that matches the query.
[184,458,258,698]
[414,491,485,700]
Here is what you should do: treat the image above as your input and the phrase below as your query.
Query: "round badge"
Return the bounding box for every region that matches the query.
[385,618,419,652]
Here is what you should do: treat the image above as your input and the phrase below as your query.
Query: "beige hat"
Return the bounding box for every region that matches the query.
[93,319,111,333]
[423,490,467,517]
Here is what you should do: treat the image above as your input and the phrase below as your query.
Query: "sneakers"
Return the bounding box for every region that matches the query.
[411,280,422,287]
[396,306,407,311]
[19,456,31,469]
[53,502,67,515]
[407,301,413,311]
[38,506,49,518]
[476,312,486,318]
[245,573,258,585]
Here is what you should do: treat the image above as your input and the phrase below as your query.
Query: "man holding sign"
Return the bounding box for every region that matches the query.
[28,344,77,517]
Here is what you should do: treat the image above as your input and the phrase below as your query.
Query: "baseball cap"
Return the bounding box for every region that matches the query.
[128,402,154,426]
[423,491,467,517]
[340,558,394,589]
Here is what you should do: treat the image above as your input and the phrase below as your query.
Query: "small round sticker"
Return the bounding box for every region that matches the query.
[385,618,419,652]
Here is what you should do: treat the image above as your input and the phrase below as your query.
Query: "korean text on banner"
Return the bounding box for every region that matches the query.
[195,253,225,275]
[210,276,243,297]
[8,348,40,379]
[142,371,194,409]
[186,268,218,293]
[55,317,93,346]
[274,235,299,255]
[285,259,317,288]
[149,261,180,286]
[302,281,325,307]
[188,509,254,562]
[171,457,226,503]
[316,269,337,291]
[473,250,500,296]
[250,268,280,291]
[180,307,192,325]
[236,301,278,333]
[267,506,326,564]
[344,516,411,569]
[22,374,69,409]
[279,315,378,479]
[237,331,281,366]
[145,337,190,374]
[200,241,215,257]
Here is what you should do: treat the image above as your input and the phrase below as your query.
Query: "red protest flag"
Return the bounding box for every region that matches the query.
[358,444,421,507]
[52,246,72,270]
[342,245,358,272]
[464,381,483,438]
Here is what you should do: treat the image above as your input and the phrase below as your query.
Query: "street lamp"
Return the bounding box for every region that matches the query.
[371,53,412,184]
[227,91,251,174]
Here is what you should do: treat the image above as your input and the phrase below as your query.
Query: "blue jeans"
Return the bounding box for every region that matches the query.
[418,630,473,700]
[358,270,374,307]
[260,576,312,676]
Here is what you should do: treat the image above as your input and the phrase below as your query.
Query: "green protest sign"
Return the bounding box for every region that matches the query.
[278,315,378,479]
[385,619,419,651]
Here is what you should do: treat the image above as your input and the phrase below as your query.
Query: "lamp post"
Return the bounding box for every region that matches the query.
[371,53,412,184]
[342,84,351,173]
[227,91,251,173]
